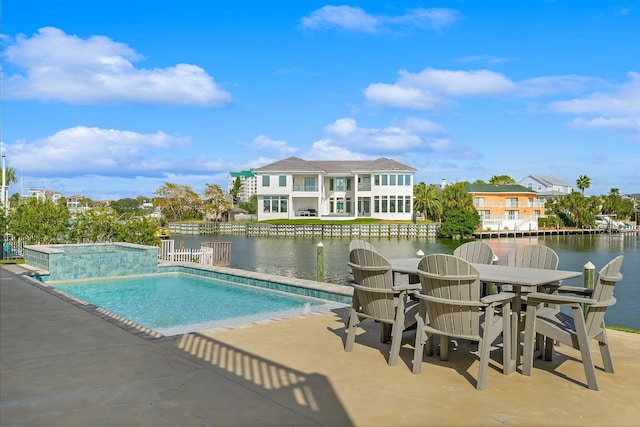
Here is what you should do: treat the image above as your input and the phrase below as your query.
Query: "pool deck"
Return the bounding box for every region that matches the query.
[1,264,639,427]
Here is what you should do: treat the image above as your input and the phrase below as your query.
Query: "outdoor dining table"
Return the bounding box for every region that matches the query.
[389,257,583,369]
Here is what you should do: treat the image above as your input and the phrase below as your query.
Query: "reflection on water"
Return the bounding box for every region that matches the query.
[176,233,639,330]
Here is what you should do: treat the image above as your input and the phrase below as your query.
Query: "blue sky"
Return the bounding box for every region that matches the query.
[1,1,638,200]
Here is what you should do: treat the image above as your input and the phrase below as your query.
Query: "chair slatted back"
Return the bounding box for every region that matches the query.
[586,255,624,335]
[454,241,495,265]
[349,239,379,253]
[417,254,482,338]
[507,245,559,270]
[348,248,395,321]
[507,245,559,292]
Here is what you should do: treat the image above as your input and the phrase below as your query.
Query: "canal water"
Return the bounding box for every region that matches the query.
[175,233,639,330]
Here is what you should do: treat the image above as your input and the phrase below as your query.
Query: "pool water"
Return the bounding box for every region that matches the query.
[52,273,339,335]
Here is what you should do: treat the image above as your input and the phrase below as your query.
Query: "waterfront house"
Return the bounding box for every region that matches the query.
[518,175,573,204]
[253,157,416,221]
[466,184,545,231]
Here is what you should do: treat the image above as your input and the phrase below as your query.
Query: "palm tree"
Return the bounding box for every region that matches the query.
[576,174,591,195]
[488,175,515,185]
[413,182,442,221]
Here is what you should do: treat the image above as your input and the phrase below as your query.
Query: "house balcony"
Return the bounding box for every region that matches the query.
[292,185,319,192]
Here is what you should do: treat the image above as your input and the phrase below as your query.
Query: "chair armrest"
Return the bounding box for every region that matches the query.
[527,292,596,306]
[350,283,395,296]
[481,292,515,304]
[392,283,422,292]
[556,285,594,296]
[348,262,391,273]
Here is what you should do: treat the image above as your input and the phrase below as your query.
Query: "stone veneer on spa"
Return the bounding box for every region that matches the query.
[24,243,158,282]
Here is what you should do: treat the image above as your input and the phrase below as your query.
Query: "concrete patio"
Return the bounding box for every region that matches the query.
[1,264,639,426]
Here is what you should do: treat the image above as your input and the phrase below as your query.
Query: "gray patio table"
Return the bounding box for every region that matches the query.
[389,258,583,370]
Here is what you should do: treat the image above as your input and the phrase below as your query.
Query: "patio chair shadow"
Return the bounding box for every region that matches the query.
[165,331,354,427]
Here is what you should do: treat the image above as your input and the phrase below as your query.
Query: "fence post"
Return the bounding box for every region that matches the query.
[316,242,324,282]
[584,261,595,315]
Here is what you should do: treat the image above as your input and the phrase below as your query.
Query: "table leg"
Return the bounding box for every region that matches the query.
[512,291,522,368]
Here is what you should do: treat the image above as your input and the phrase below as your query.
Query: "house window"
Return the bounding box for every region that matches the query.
[479,210,491,219]
[528,198,534,207]
[389,196,396,213]
[346,178,352,191]
[304,177,315,191]
[534,210,541,219]
[262,175,270,186]
[381,196,388,213]
[263,196,287,213]
[381,175,388,185]
[336,178,344,191]
[389,175,396,185]
[329,198,334,213]
[537,184,542,190]
[329,179,334,191]
[398,174,404,185]
[346,197,352,214]
[527,183,533,189]
[374,175,380,186]
[404,197,411,213]
[506,198,519,207]
[374,196,380,213]
[474,197,485,207]
[397,196,404,213]
[279,175,286,187]
[506,210,519,220]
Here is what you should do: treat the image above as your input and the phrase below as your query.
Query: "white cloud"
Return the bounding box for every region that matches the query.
[549,71,640,140]
[2,27,233,106]
[301,6,461,34]
[6,126,191,176]
[250,134,299,154]
[364,68,515,110]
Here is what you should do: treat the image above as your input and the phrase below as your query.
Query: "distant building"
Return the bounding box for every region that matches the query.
[253,157,416,221]
[466,183,545,231]
[67,194,84,211]
[227,170,257,202]
[518,175,573,203]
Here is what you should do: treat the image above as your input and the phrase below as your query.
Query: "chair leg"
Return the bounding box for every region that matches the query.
[477,337,490,390]
[439,334,450,361]
[544,336,554,361]
[412,313,426,374]
[572,306,599,391]
[388,321,403,366]
[344,308,359,352]
[596,324,615,373]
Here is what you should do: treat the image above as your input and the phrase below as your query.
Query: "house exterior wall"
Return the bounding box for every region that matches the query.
[468,184,545,231]
[254,158,415,221]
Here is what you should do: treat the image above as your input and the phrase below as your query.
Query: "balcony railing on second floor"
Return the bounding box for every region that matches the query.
[292,185,319,192]
[358,183,372,191]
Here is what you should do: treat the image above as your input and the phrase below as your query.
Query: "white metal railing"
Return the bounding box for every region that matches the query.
[292,185,318,191]
[474,201,546,208]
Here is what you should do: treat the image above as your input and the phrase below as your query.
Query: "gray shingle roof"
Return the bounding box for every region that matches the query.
[253,157,416,173]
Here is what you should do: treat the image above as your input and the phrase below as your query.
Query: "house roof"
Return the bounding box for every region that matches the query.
[253,157,416,174]
[466,184,536,194]
[523,175,571,187]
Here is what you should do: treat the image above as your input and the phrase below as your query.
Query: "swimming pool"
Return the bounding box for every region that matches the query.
[51,272,348,336]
